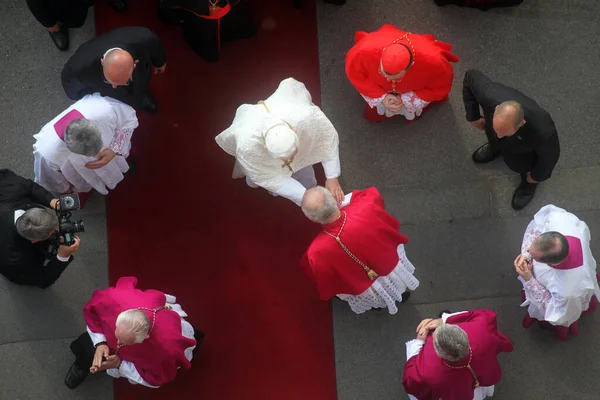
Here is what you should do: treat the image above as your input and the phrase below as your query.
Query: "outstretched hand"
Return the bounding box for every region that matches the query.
[325,178,344,205]
[86,149,116,170]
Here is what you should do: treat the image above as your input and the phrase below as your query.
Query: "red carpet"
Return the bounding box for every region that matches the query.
[94,1,337,399]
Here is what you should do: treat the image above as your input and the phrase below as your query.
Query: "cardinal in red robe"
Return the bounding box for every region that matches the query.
[345,24,459,122]
[403,310,513,400]
[300,186,419,314]
[64,277,202,389]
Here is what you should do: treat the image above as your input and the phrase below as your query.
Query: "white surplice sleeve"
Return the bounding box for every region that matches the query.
[405,339,425,361]
[34,152,71,194]
[519,276,578,326]
[86,325,107,346]
[400,91,430,115]
[520,278,552,311]
[521,219,543,253]
[441,311,469,323]
[106,362,159,388]
[274,177,307,206]
[321,156,341,179]
[361,93,386,109]
[105,97,139,157]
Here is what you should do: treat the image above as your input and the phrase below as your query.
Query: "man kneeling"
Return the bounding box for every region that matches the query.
[300,186,419,314]
[65,277,203,389]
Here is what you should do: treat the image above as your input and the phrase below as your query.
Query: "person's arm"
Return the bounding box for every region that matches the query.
[105,98,139,157]
[26,0,57,28]
[140,28,167,67]
[274,177,307,206]
[345,50,387,99]
[2,252,73,289]
[399,91,431,114]
[34,154,71,195]
[530,133,560,182]
[321,157,341,179]
[520,276,552,312]
[21,167,56,206]
[462,69,492,122]
[413,57,454,102]
[60,65,90,101]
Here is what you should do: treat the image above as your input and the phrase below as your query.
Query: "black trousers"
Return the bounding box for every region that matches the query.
[26,0,90,28]
[69,327,205,371]
[437,0,523,8]
[484,126,537,175]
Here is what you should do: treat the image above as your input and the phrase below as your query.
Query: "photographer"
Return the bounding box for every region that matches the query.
[0,169,80,288]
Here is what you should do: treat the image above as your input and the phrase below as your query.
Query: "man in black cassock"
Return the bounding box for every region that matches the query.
[26,0,128,51]
[61,26,167,113]
[463,69,560,210]
[0,169,80,288]
[434,0,523,10]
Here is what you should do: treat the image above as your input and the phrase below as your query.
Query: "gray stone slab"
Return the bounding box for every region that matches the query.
[333,296,600,400]
[0,338,112,400]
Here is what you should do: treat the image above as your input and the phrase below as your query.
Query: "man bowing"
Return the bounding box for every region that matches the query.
[514,205,600,340]
[62,26,167,113]
[64,277,203,389]
[403,310,513,400]
[33,93,138,200]
[216,78,343,206]
[300,186,419,314]
[463,69,560,210]
[346,24,459,122]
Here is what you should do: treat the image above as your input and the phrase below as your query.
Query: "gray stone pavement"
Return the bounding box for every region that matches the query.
[0,0,599,399]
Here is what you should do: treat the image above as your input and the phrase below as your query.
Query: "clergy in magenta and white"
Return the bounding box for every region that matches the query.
[300,186,419,314]
[64,277,202,389]
[33,93,138,196]
[403,310,513,400]
[345,24,459,122]
[514,204,600,340]
[215,77,343,206]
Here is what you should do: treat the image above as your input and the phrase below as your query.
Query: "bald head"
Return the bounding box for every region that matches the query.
[493,101,525,138]
[102,49,135,87]
[301,186,339,224]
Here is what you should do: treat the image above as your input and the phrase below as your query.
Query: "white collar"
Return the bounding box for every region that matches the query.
[103,47,123,58]
[14,209,25,225]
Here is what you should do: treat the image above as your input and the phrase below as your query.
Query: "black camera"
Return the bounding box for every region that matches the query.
[54,193,84,246]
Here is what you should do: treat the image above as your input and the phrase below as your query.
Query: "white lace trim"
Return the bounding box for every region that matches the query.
[522,277,552,310]
[521,219,543,253]
[337,244,419,314]
[361,91,430,120]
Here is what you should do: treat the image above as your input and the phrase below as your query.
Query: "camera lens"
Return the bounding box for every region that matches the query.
[63,196,75,208]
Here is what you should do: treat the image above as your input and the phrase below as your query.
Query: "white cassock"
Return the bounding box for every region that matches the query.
[519,205,600,327]
[33,93,139,195]
[86,294,196,388]
[215,77,340,206]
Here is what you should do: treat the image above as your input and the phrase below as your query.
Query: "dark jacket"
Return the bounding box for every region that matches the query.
[0,169,72,288]
[462,69,560,181]
[61,26,167,106]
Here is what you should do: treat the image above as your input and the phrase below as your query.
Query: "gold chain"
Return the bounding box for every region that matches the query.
[113,305,172,355]
[442,347,480,388]
[323,211,379,280]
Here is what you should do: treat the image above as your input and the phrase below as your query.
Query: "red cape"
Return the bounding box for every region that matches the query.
[402,310,514,400]
[300,187,409,300]
[345,24,460,101]
[83,277,196,387]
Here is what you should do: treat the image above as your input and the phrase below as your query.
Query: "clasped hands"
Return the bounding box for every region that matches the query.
[415,317,443,341]
[382,94,404,114]
[90,344,121,374]
[514,252,533,281]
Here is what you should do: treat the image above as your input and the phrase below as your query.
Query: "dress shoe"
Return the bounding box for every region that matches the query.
[324,0,346,4]
[107,0,128,11]
[49,26,69,51]
[471,142,500,163]
[401,291,411,303]
[511,181,537,210]
[64,362,88,389]
[140,94,159,113]
[434,0,460,5]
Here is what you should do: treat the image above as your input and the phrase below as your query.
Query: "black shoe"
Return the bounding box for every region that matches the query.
[324,0,346,4]
[140,94,159,113]
[107,0,127,11]
[472,142,500,163]
[434,0,460,5]
[49,26,69,51]
[511,181,537,210]
[401,291,411,303]
[438,310,452,318]
[292,0,302,8]
[64,363,88,389]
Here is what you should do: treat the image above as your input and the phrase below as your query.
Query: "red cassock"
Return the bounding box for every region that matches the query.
[345,24,460,101]
[83,277,196,387]
[300,187,409,300]
[402,310,514,400]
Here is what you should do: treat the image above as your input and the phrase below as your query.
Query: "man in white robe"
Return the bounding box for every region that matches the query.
[215,77,343,206]
[33,93,138,196]
[514,204,600,339]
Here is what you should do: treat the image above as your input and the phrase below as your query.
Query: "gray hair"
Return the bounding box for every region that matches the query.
[433,324,470,362]
[116,309,150,344]
[16,207,59,241]
[301,186,338,224]
[64,118,103,156]
[495,101,525,130]
[532,231,569,265]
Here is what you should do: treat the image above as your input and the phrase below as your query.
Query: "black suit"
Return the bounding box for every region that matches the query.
[26,0,90,28]
[61,26,167,108]
[463,69,560,182]
[0,170,72,288]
